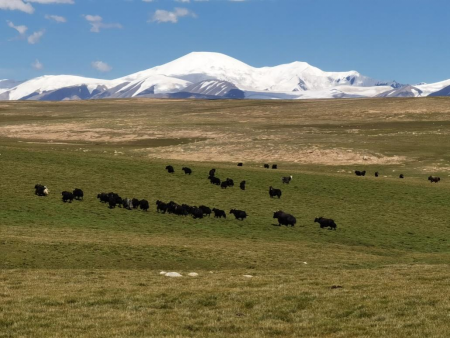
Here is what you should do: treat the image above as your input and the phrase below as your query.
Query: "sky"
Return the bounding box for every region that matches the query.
[0,0,449,84]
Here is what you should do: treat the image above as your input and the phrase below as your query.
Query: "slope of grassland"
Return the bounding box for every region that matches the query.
[0,98,449,337]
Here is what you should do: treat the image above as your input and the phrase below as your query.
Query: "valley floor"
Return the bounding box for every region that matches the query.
[0,98,449,337]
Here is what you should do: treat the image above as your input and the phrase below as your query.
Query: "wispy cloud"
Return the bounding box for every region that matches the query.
[175,0,190,3]
[91,61,112,72]
[27,29,45,44]
[45,14,66,23]
[84,14,123,33]
[149,7,196,24]
[0,0,34,14]
[0,0,73,14]
[32,59,43,70]
[7,20,28,35]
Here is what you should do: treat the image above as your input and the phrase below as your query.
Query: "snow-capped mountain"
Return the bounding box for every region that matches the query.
[0,52,449,101]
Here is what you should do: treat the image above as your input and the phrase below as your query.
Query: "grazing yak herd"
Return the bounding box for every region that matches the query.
[96,192,150,211]
[356,170,417,180]
[34,163,442,230]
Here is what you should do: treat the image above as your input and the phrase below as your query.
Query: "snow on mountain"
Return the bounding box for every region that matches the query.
[181,80,243,98]
[376,85,423,98]
[123,52,382,93]
[1,52,448,101]
[415,79,450,96]
[375,80,450,98]
[6,75,118,101]
[119,74,190,97]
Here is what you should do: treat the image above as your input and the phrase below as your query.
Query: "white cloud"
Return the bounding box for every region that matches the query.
[175,0,190,2]
[27,29,45,44]
[150,7,196,24]
[32,59,43,70]
[0,0,73,14]
[27,0,74,3]
[7,20,28,35]
[0,0,34,14]
[84,14,122,33]
[91,61,112,72]
[45,14,66,22]
[142,0,155,2]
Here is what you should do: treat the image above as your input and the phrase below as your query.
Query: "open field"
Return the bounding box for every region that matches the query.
[0,98,449,337]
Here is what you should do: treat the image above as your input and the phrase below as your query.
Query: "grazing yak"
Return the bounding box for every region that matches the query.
[272,164,278,169]
[73,188,84,200]
[237,163,243,167]
[212,208,226,218]
[190,207,204,219]
[105,192,122,208]
[210,176,221,185]
[167,201,189,216]
[61,191,74,203]
[273,210,296,227]
[97,192,109,203]
[375,172,379,177]
[240,180,246,190]
[166,165,175,173]
[399,174,404,179]
[108,195,117,209]
[221,181,228,189]
[132,198,141,209]
[264,164,270,169]
[35,184,49,197]
[355,170,366,176]
[140,199,149,211]
[230,209,247,221]
[156,200,168,213]
[199,205,211,217]
[282,175,292,184]
[428,176,441,183]
[314,217,337,230]
[182,167,192,175]
[123,198,133,210]
[226,178,234,187]
[209,168,216,177]
[269,186,282,199]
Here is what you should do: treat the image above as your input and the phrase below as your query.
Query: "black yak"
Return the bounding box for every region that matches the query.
[230,209,247,220]
[314,217,337,230]
[269,186,282,199]
[273,210,296,227]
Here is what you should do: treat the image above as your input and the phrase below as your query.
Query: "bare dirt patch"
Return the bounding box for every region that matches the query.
[0,97,448,168]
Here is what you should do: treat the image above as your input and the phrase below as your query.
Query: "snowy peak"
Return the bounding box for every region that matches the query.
[1,52,449,101]
[182,80,244,98]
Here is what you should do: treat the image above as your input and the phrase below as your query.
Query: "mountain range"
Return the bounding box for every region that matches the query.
[0,52,449,101]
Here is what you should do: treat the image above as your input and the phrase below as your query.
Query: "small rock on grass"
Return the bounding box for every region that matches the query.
[188,272,199,277]
[165,272,182,277]
[242,275,253,278]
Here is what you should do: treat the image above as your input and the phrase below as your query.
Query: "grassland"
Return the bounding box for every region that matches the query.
[0,98,449,337]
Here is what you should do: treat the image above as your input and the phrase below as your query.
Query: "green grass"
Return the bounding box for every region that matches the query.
[0,98,449,337]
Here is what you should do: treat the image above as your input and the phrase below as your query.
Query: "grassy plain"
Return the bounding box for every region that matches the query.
[0,98,449,337]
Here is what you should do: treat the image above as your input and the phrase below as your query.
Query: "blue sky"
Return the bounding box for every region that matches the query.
[0,0,449,84]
